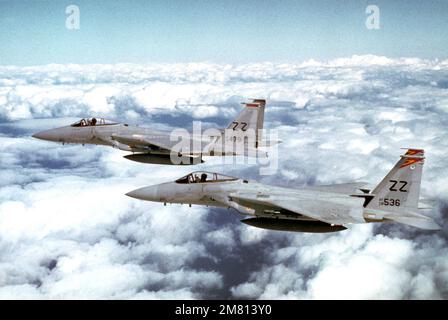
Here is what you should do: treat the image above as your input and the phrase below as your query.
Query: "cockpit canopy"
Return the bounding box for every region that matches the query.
[71,118,118,127]
[175,171,238,184]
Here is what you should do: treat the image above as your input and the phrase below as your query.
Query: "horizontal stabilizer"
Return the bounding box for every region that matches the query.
[418,198,437,209]
[385,214,440,230]
[259,140,282,147]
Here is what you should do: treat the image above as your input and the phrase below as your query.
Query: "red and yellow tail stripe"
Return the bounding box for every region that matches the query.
[404,149,424,157]
[400,157,424,168]
[400,149,425,168]
[245,103,260,108]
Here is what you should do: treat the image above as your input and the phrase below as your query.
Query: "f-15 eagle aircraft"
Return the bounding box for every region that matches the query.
[126,149,440,232]
[32,99,268,165]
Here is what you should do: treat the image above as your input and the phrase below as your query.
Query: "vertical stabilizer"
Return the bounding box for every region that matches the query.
[226,99,266,148]
[365,149,440,230]
[367,149,424,212]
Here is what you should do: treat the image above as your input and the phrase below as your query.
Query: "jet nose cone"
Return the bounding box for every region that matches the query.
[126,186,160,201]
[32,129,58,142]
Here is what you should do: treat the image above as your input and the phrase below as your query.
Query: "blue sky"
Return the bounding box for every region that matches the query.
[0,0,447,65]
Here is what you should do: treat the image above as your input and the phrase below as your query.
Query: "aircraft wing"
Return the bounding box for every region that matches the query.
[111,133,205,153]
[305,182,370,194]
[229,193,365,225]
[112,133,269,157]
[212,143,268,157]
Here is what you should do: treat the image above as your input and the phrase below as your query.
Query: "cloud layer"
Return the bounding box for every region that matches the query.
[0,55,447,299]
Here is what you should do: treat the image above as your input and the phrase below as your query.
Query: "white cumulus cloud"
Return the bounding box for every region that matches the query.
[0,55,447,299]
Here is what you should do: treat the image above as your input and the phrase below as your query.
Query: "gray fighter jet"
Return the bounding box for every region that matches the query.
[32,99,268,165]
[126,149,440,232]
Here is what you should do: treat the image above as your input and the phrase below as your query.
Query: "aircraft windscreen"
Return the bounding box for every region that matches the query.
[71,118,118,127]
[175,172,238,184]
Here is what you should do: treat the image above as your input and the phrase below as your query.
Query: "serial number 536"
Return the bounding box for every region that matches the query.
[381,198,401,206]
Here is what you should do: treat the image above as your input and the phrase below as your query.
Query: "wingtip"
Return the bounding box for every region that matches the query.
[428,221,442,231]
